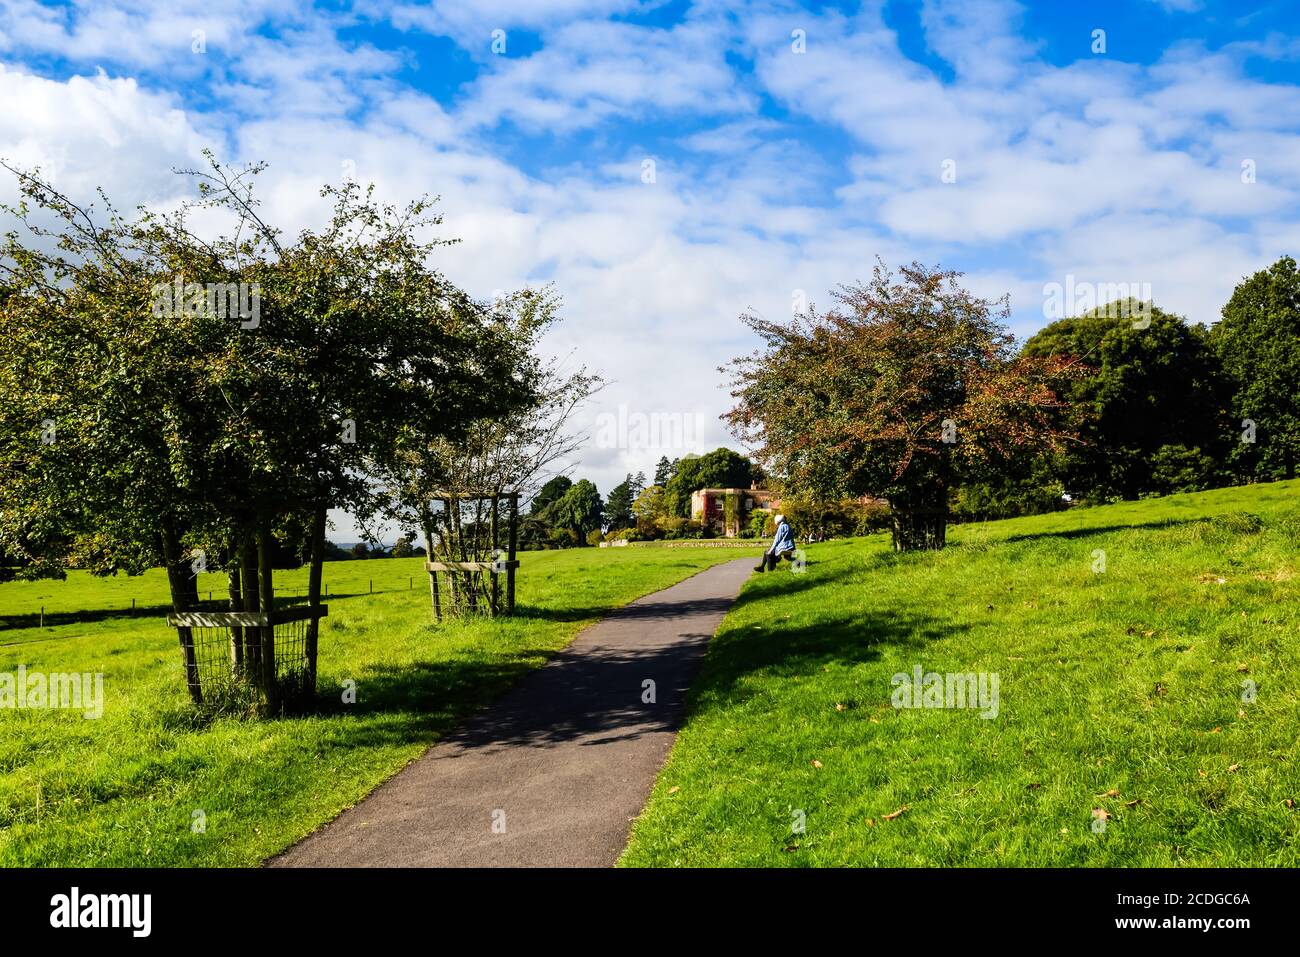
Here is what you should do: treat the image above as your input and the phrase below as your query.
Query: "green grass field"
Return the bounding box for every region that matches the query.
[621,481,1300,866]
[0,546,754,866]
[5,481,1298,867]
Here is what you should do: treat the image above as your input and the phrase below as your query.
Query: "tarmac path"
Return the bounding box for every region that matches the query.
[270,557,754,867]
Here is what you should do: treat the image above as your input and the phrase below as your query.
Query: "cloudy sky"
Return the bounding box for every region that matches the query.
[2,0,1298,540]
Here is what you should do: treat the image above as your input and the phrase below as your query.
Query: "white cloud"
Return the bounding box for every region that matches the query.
[456,16,754,132]
[3,0,1300,537]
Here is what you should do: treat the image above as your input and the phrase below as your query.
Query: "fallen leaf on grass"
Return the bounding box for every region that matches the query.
[668,786,681,795]
[1096,789,1120,799]
[1197,769,1208,778]
[1228,763,1240,773]
[1285,799,1295,809]
[835,703,845,712]
[1237,664,1250,673]
[811,759,823,769]
[1091,808,1111,821]
[882,806,909,821]
[1124,799,1142,808]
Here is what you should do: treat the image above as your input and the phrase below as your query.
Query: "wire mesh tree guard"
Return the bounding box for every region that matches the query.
[166,509,328,714]
[423,490,519,620]
[167,604,328,711]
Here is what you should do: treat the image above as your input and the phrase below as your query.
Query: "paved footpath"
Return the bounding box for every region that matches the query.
[271,557,754,868]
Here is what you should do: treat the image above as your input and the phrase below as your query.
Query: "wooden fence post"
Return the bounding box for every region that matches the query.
[305,505,326,693]
[506,492,519,615]
[162,523,202,705]
[257,525,278,713]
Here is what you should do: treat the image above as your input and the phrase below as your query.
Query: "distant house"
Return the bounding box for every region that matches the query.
[689,486,779,538]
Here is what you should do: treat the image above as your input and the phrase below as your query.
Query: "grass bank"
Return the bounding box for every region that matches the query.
[622,481,1300,866]
[0,547,742,866]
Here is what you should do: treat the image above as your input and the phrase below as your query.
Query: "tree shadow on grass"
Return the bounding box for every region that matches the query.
[308,576,758,753]
[976,518,1198,548]
[691,606,970,712]
[311,636,728,754]
[514,594,737,624]
[267,560,882,755]
[309,652,560,747]
[0,603,175,633]
[728,559,879,612]
[0,592,375,636]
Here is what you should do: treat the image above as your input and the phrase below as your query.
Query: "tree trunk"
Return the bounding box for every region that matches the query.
[305,505,326,694]
[241,535,260,676]
[256,524,278,713]
[506,493,518,615]
[227,562,244,671]
[421,506,440,621]
[889,483,949,551]
[489,496,500,615]
[161,522,202,704]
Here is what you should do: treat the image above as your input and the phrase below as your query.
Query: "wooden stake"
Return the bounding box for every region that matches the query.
[242,535,260,675]
[256,525,278,714]
[162,522,202,705]
[228,564,244,671]
[422,513,440,622]
[506,492,519,615]
[306,505,326,695]
[489,495,501,615]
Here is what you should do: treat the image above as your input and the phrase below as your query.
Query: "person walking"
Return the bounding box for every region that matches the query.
[754,513,797,572]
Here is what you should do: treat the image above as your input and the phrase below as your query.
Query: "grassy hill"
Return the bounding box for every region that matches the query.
[621,480,1300,866]
[0,547,750,866]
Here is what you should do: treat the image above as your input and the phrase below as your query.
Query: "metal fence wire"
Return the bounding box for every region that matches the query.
[430,568,496,617]
[172,607,324,711]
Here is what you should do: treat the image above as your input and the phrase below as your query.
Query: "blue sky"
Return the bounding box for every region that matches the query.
[2,0,1299,537]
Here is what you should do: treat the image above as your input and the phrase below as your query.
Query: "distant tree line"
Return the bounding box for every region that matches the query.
[725,257,1300,550]
[963,256,1300,517]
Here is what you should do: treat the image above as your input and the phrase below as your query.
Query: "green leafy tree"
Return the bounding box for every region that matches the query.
[530,476,573,517]
[604,474,636,530]
[653,456,674,486]
[725,262,1077,550]
[0,155,531,706]
[551,479,603,543]
[383,284,601,566]
[632,484,667,535]
[1210,256,1300,481]
[391,532,417,559]
[1023,302,1232,500]
[662,448,753,517]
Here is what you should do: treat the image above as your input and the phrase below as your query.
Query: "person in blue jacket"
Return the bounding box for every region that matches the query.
[755,513,796,572]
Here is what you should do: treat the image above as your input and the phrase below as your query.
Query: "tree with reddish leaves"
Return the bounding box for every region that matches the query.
[724,262,1079,550]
